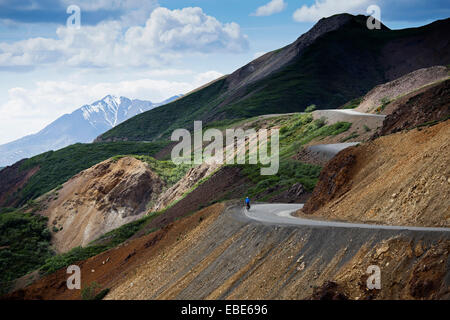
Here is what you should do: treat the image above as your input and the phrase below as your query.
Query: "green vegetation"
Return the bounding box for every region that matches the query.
[81,282,101,300]
[0,210,53,294]
[278,113,352,159]
[414,115,450,129]
[97,15,431,143]
[203,118,246,131]
[375,97,391,113]
[11,141,168,206]
[230,113,352,198]
[224,113,347,199]
[239,160,321,197]
[363,125,371,132]
[341,97,363,109]
[81,282,109,300]
[100,78,228,142]
[341,131,360,142]
[112,155,192,187]
[305,104,317,113]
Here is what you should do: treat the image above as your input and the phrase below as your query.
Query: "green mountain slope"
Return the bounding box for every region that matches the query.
[0,141,168,207]
[97,14,450,143]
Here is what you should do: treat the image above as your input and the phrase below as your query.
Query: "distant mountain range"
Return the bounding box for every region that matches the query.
[0,94,182,166]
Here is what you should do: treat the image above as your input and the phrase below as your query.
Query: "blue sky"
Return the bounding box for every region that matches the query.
[0,0,449,144]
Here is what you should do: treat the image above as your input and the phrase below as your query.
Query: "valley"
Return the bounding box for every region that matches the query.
[0,13,449,300]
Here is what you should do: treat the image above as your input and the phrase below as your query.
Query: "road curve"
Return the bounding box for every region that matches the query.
[243,203,450,232]
[314,109,386,118]
[306,142,360,158]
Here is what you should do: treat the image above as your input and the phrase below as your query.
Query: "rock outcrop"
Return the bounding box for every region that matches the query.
[41,157,163,253]
[356,66,449,114]
[376,78,450,136]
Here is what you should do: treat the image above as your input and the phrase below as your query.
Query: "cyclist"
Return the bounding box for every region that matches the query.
[245,196,251,211]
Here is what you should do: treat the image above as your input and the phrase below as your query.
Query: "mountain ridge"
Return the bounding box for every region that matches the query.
[0,94,182,166]
[96,14,450,143]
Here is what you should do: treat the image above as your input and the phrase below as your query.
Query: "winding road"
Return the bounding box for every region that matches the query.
[243,203,450,232]
[305,142,360,158]
[313,109,386,122]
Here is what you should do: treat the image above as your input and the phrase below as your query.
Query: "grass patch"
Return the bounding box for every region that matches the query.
[236,159,321,198]
[305,104,317,113]
[0,210,53,294]
[341,96,363,109]
[278,113,352,159]
[112,155,192,187]
[341,131,360,142]
[81,282,110,300]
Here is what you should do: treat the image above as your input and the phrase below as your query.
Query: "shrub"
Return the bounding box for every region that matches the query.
[305,105,317,113]
[341,132,360,142]
[0,210,53,293]
[81,282,101,300]
[376,97,391,114]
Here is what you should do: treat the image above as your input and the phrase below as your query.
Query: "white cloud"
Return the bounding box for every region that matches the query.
[0,70,223,144]
[253,51,267,59]
[293,0,372,22]
[0,7,248,69]
[194,70,224,84]
[126,7,248,53]
[252,0,287,17]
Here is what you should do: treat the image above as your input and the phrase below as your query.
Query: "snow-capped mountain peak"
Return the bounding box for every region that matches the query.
[0,94,183,167]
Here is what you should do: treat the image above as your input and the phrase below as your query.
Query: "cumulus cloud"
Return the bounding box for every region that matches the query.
[0,7,249,69]
[293,0,372,22]
[126,7,248,53]
[0,70,223,144]
[252,0,287,17]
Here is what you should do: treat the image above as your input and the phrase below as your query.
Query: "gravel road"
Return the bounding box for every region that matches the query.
[244,203,450,232]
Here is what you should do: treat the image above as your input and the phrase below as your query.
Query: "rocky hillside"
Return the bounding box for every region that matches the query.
[96,15,450,143]
[300,120,450,227]
[6,203,449,300]
[355,66,449,114]
[375,78,450,136]
[40,157,163,253]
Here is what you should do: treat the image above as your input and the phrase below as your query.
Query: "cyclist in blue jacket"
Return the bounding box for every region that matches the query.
[245,197,251,211]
